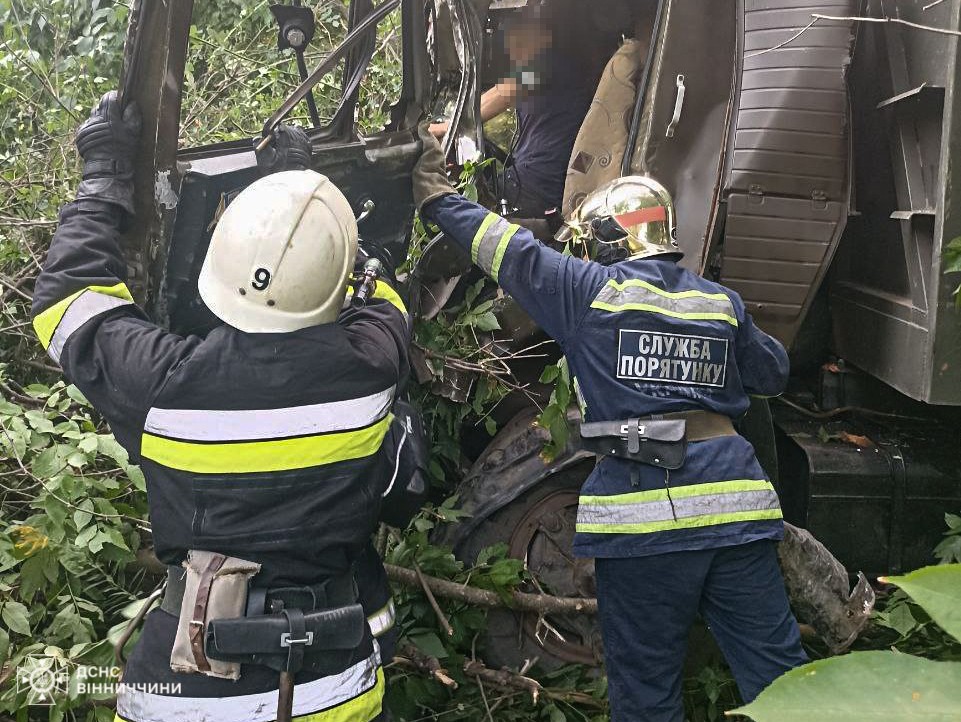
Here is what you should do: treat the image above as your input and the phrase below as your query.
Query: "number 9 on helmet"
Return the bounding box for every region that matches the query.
[198,170,359,333]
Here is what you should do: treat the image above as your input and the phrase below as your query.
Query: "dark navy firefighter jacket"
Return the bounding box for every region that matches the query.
[423,194,789,559]
[30,198,408,716]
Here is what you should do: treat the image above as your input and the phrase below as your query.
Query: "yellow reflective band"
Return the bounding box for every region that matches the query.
[33,282,133,349]
[610,278,731,302]
[112,668,384,722]
[471,213,499,264]
[370,281,407,315]
[590,278,738,326]
[367,600,396,637]
[576,508,783,535]
[294,667,384,722]
[140,415,392,474]
[590,300,739,326]
[578,479,775,506]
[489,223,519,281]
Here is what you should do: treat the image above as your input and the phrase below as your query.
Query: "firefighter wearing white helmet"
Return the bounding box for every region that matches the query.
[412,124,806,722]
[31,102,405,722]
[199,169,358,333]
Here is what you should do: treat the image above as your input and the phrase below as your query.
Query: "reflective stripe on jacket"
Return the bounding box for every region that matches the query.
[31,199,407,713]
[423,193,787,558]
[115,647,384,722]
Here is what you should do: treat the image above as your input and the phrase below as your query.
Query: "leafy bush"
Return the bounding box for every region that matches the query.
[733,565,961,722]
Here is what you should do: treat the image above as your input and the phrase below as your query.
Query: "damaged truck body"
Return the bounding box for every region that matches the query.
[119,0,961,668]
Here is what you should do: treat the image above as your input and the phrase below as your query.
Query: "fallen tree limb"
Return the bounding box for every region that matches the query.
[393,649,607,710]
[392,642,458,689]
[464,660,542,702]
[384,563,598,615]
[415,563,455,637]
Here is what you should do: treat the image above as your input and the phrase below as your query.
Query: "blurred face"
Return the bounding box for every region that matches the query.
[506,17,552,64]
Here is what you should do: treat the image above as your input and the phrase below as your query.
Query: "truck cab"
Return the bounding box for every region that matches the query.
[123,0,961,669]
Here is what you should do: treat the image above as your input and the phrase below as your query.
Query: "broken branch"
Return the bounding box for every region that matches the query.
[392,642,458,689]
[385,563,598,615]
[416,563,455,637]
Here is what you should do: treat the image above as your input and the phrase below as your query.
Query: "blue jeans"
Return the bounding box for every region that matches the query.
[595,540,807,722]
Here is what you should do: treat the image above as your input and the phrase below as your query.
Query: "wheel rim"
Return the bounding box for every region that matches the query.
[508,489,602,666]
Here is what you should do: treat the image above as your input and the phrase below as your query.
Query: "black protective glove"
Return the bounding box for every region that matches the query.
[254,124,311,175]
[412,122,456,213]
[74,90,142,215]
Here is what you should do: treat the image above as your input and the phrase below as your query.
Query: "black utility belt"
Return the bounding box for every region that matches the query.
[579,411,736,470]
[163,558,368,678]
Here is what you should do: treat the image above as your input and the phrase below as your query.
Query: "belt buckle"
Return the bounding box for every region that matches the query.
[620,422,646,436]
[280,631,314,647]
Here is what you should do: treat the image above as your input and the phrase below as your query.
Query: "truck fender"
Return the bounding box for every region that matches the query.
[432,407,592,554]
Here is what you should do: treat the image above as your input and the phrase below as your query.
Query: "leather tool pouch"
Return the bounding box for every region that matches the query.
[205,604,368,675]
[169,550,261,680]
[579,419,687,470]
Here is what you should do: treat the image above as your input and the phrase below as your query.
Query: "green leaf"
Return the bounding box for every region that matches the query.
[489,557,525,588]
[73,498,94,531]
[65,385,89,407]
[97,435,129,465]
[23,384,50,398]
[75,524,98,550]
[0,398,20,415]
[470,311,500,332]
[539,364,560,384]
[409,632,449,659]
[125,465,146,491]
[731,652,961,722]
[0,626,9,664]
[944,236,961,274]
[1,600,31,635]
[24,409,55,433]
[934,535,961,565]
[32,445,67,478]
[881,565,961,643]
[101,527,130,552]
[874,601,919,639]
[19,554,47,603]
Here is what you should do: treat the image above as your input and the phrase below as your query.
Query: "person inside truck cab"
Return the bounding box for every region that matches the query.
[31,93,407,722]
[430,0,624,218]
[412,126,808,722]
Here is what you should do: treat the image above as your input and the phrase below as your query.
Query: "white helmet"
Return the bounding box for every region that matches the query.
[198,170,358,333]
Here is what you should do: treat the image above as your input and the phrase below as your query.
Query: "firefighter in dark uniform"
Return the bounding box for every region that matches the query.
[31,93,406,722]
[411,126,807,721]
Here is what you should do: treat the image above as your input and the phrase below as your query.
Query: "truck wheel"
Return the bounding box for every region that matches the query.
[456,460,604,671]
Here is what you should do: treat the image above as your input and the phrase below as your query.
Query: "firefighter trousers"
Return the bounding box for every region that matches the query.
[595,540,807,722]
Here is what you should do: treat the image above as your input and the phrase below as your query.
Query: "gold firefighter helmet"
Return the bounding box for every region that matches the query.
[568,176,679,264]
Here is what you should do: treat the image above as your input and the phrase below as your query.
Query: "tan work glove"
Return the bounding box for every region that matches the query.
[412,122,456,213]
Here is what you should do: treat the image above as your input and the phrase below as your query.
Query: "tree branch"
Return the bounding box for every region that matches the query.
[392,642,458,689]
[385,563,597,615]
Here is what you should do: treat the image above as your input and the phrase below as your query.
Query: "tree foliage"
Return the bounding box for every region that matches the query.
[733,566,961,722]
[2,3,961,722]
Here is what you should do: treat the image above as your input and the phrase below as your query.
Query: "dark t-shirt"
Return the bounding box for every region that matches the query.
[509,52,595,212]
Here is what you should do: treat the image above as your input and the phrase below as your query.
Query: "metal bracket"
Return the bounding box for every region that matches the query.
[280,631,314,647]
[356,198,376,224]
[665,74,686,138]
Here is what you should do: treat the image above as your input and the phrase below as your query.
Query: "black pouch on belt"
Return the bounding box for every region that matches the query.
[579,418,687,469]
[204,603,368,675]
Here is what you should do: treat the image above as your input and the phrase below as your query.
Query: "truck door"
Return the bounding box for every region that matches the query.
[716,0,858,348]
[119,0,452,335]
[624,0,739,272]
[626,0,858,348]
